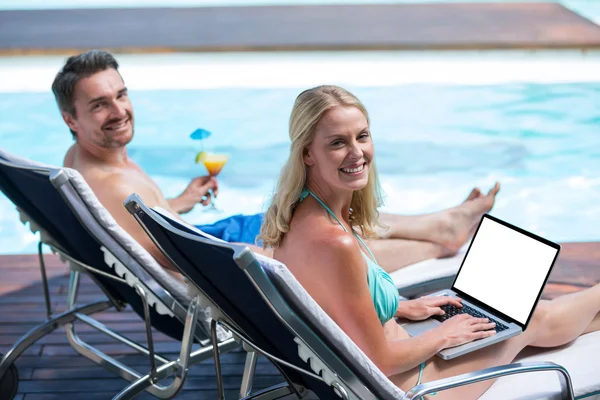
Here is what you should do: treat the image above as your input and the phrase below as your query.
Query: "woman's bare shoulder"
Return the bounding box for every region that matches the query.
[289,211,353,247]
[282,213,364,278]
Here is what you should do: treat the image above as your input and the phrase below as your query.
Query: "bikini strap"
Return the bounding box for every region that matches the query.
[298,188,311,203]
[304,189,348,232]
[354,232,377,262]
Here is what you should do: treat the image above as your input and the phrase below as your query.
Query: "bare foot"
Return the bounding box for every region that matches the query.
[438,182,501,257]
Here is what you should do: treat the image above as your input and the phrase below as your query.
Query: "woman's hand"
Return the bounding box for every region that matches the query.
[396,295,463,321]
[437,314,497,349]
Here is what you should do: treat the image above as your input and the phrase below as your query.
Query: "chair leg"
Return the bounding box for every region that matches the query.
[37,241,53,319]
[240,350,259,398]
[112,297,201,400]
[0,300,111,380]
[59,269,238,399]
[0,353,19,400]
[133,283,158,385]
[212,319,226,400]
[112,337,238,400]
[112,297,239,400]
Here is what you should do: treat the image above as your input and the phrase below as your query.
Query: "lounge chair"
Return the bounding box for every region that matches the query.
[126,193,600,400]
[0,148,239,399]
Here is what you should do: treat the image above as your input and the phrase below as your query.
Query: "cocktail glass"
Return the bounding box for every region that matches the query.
[200,153,229,212]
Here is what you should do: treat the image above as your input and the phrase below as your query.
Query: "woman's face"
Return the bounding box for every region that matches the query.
[304,105,373,193]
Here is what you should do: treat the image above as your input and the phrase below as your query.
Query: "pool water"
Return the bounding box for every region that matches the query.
[2,0,600,254]
[1,79,599,254]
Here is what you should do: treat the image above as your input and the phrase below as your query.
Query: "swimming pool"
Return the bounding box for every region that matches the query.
[1,51,599,254]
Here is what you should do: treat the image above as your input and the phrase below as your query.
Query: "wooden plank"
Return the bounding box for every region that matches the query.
[23,390,244,400]
[0,321,147,334]
[15,351,268,368]
[0,311,141,323]
[0,331,176,346]
[42,341,197,356]
[1,3,600,55]
[17,368,33,380]
[31,362,280,380]
[547,242,600,287]
[0,254,65,268]
[18,375,283,393]
[0,344,41,356]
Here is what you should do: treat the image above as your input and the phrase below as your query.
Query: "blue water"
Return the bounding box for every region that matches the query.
[1,83,599,254]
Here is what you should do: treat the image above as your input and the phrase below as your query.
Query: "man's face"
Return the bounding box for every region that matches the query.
[63,68,134,149]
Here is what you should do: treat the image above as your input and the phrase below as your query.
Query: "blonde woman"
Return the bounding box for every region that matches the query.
[259,85,600,398]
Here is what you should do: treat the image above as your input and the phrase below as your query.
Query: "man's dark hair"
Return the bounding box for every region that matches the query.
[51,49,120,138]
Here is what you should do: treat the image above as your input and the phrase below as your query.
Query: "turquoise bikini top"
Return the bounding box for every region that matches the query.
[298,188,399,325]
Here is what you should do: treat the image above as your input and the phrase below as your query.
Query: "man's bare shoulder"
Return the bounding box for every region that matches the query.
[64,145,107,187]
[77,169,134,210]
[63,144,76,168]
[64,145,133,193]
[72,159,121,192]
[63,144,107,183]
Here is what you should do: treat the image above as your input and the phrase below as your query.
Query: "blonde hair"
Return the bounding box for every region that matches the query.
[258,85,384,249]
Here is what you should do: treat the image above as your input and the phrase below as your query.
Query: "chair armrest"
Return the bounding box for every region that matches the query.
[402,361,574,400]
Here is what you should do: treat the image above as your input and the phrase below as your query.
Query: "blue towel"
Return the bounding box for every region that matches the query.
[195,213,265,245]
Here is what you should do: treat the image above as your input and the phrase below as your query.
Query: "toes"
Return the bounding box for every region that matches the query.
[466,188,482,202]
[487,182,501,197]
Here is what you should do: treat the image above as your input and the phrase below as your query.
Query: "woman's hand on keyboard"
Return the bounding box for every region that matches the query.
[437,314,497,349]
[395,295,463,321]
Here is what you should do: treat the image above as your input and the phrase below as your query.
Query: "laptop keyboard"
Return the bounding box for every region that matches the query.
[432,304,510,332]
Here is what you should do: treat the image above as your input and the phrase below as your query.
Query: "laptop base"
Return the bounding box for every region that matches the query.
[401,290,522,360]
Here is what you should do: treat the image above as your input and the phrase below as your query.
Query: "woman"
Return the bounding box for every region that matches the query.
[258,85,600,398]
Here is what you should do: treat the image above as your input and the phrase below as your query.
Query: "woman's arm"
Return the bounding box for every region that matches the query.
[297,228,495,377]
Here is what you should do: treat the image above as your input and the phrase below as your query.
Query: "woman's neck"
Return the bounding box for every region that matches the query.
[305,182,353,222]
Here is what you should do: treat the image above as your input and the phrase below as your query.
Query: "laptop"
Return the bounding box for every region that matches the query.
[401,213,560,360]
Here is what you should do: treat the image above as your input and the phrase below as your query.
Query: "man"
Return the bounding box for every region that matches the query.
[54,50,500,273]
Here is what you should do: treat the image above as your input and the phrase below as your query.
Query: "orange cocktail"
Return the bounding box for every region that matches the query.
[195,152,228,212]
[202,153,229,177]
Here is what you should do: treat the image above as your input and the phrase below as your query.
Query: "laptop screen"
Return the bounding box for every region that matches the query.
[452,215,560,327]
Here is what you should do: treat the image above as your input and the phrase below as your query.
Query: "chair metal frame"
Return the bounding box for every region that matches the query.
[0,159,241,399]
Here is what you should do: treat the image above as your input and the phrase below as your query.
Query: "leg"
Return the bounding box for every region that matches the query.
[392,284,600,399]
[364,238,447,272]
[244,243,273,258]
[376,183,500,255]
[375,187,482,240]
[526,285,600,347]
[363,185,500,272]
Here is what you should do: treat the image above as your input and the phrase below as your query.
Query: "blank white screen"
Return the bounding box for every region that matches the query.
[453,217,558,325]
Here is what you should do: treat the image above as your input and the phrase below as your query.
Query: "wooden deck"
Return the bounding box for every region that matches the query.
[1,242,599,399]
[2,3,600,55]
[0,253,283,399]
